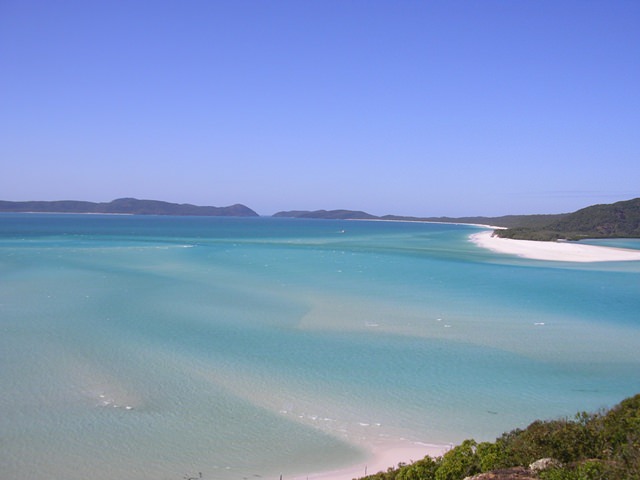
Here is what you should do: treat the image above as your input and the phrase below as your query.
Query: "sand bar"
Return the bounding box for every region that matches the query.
[292,442,449,480]
[470,230,640,263]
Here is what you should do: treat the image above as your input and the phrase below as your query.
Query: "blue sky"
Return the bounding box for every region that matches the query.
[1,0,638,216]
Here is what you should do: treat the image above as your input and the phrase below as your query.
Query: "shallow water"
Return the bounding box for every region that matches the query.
[1,214,639,480]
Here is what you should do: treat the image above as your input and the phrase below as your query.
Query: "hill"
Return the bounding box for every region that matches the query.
[273,209,378,220]
[496,198,640,241]
[0,198,259,217]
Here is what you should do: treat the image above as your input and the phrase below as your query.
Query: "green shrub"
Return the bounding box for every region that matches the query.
[476,441,500,472]
[434,440,480,480]
[396,456,440,480]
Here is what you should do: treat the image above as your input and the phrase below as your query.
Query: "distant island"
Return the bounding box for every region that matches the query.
[273,209,379,220]
[0,198,259,217]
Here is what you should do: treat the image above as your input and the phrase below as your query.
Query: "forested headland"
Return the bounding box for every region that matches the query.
[495,198,640,241]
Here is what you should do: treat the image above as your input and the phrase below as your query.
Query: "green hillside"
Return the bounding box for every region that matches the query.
[496,198,640,241]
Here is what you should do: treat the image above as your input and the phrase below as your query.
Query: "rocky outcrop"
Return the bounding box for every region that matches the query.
[529,458,561,472]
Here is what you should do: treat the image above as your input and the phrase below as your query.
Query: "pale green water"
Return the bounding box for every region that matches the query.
[1,214,639,480]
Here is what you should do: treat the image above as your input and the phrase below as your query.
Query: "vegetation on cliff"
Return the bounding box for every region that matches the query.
[496,198,640,241]
[356,393,640,480]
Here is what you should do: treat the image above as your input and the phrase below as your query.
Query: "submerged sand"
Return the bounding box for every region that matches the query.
[292,230,640,480]
[470,230,640,262]
[306,230,640,479]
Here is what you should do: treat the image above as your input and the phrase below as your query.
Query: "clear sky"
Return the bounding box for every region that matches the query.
[1,0,638,217]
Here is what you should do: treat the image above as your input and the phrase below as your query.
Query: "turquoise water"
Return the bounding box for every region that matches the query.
[1,214,639,480]
[579,238,640,250]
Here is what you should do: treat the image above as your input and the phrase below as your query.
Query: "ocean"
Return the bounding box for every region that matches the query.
[1,214,639,480]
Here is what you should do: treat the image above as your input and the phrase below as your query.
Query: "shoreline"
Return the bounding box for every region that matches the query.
[470,230,640,262]
[291,441,449,480]
[347,217,502,229]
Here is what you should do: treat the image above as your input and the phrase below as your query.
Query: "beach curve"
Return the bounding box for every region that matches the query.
[470,230,640,263]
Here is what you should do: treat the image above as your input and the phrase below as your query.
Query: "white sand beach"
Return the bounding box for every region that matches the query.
[470,230,640,262]
[292,442,449,480]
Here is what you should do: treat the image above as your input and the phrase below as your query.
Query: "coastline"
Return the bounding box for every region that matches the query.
[291,441,449,480]
[470,230,640,262]
[292,230,640,480]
